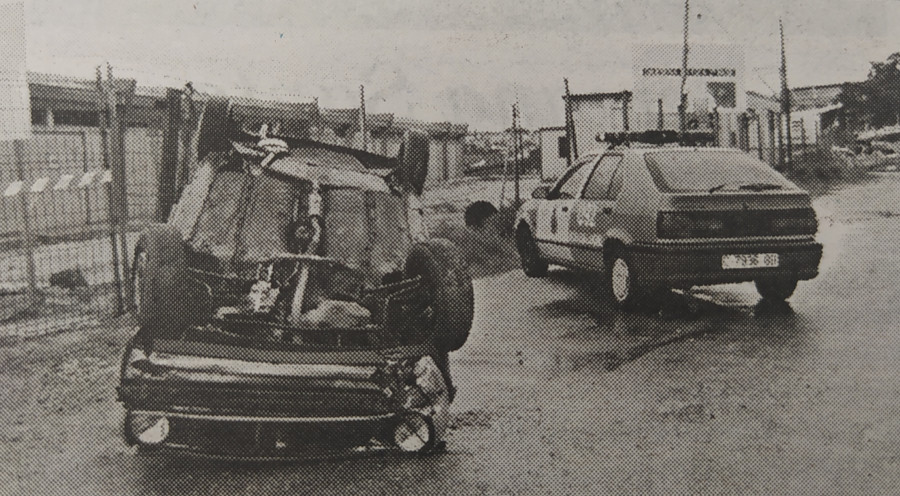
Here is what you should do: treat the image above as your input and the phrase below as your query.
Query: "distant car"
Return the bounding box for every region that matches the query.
[117,108,474,458]
[515,133,823,310]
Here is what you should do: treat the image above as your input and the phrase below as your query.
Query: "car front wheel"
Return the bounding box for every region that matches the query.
[516,225,548,278]
[132,224,191,344]
[405,239,474,352]
[755,278,798,301]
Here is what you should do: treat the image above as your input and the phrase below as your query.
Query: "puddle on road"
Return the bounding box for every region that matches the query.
[538,281,798,374]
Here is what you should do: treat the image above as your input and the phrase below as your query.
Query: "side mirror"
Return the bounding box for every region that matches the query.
[531,186,550,199]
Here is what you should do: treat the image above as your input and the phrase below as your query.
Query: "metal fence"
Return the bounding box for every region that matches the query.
[0,129,132,340]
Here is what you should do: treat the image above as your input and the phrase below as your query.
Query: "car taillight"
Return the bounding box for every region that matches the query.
[657,212,726,239]
[770,209,818,235]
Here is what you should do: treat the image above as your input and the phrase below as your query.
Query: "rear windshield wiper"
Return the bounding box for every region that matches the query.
[737,182,783,191]
[709,182,783,193]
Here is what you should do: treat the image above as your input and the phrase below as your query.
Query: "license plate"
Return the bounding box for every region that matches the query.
[721,253,779,269]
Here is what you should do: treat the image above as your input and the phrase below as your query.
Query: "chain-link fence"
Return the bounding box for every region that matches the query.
[0,129,132,340]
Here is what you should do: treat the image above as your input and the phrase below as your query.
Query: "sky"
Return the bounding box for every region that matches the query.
[22,0,900,131]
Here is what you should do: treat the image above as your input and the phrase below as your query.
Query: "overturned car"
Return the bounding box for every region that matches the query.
[117,110,474,458]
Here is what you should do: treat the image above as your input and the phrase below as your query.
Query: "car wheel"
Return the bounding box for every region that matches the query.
[755,278,798,301]
[606,249,650,311]
[516,225,548,278]
[405,239,474,352]
[132,224,191,343]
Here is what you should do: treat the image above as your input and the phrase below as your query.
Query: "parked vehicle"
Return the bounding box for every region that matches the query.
[117,106,474,458]
[515,131,823,310]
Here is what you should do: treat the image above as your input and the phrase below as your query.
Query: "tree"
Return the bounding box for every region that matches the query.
[839,52,900,130]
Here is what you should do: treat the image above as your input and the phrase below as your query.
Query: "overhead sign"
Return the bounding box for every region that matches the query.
[632,43,745,115]
[0,1,30,141]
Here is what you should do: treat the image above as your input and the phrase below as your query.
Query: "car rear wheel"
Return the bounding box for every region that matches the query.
[606,248,656,311]
[405,239,474,352]
[755,278,798,301]
[516,225,548,278]
[132,224,191,344]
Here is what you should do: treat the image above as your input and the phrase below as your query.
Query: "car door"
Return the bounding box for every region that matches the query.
[534,156,594,262]
[570,153,625,269]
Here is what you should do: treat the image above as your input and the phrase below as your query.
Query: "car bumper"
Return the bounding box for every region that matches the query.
[124,408,403,458]
[118,340,451,457]
[628,240,823,287]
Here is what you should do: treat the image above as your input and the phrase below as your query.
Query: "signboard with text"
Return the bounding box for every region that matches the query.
[632,43,745,118]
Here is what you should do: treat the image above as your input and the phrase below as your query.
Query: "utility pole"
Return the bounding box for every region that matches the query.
[780,19,792,169]
[563,78,577,164]
[678,0,690,134]
[359,85,367,151]
[512,103,521,206]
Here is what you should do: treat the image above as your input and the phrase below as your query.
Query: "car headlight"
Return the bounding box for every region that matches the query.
[402,356,448,409]
[126,412,170,445]
[393,412,433,452]
[121,347,150,381]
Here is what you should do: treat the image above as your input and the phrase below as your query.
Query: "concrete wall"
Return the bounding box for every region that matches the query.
[571,98,627,155]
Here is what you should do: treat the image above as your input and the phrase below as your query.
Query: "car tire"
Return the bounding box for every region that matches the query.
[132,224,191,343]
[755,278,798,301]
[405,239,474,352]
[516,225,548,278]
[605,248,650,311]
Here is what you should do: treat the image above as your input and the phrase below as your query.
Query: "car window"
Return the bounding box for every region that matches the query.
[582,155,623,200]
[644,150,796,193]
[553,156,594,199]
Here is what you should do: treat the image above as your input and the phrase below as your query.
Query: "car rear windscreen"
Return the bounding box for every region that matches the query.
[644,150,795,193]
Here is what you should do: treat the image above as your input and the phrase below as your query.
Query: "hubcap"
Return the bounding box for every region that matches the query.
[133,251,147,315]
[611,258,631,302]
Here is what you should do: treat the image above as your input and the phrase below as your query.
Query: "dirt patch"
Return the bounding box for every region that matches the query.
[785,164,873,199]
[450,409,494,430]
[656,400,713,422]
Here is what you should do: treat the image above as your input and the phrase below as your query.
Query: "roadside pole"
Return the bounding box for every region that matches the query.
[13,140,38,302]
[658,99,664,130]
[359,85,367,152]
[563,78,577,165]
[678,0,690,134]
[107,66,135,304]
[780,19,793,170]
[80,130,91,225]
[95,67,124,315]
[512,103,520,207]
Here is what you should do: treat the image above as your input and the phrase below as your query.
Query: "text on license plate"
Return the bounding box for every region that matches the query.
[721,253,779,269]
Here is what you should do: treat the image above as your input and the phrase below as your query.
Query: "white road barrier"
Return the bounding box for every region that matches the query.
[0,170,111,197]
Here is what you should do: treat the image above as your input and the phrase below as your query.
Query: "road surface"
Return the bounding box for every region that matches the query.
[2,172,900,495]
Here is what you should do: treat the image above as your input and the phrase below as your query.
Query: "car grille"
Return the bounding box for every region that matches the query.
[128,383,394,418]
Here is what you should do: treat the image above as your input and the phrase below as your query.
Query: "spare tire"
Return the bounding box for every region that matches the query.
[132,224,191,345]
[404,239,474,352]
[397,130,430,195]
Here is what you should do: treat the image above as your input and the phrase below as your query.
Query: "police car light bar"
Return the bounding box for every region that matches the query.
[599,130,717,147]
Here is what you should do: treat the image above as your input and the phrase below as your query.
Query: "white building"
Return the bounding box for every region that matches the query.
[538,126,568,181]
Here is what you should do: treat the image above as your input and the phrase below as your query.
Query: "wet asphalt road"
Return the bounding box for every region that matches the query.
[4,173,900,495]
